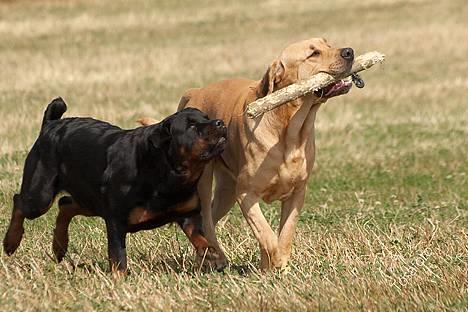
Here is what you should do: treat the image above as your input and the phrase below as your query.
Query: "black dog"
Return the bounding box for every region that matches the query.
[3,98,227,273]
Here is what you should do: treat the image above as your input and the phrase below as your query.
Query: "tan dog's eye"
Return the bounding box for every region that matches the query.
[309,50,321,58]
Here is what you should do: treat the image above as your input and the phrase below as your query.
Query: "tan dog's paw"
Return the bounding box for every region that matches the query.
[278,264,291,275]
[260,250,291,271]
[137,117,158,126]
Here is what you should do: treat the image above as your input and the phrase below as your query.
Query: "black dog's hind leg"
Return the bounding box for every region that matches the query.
[53,196,96,262]
[3,150,58,255]
[4,191,56,255]
[3,195,26,255]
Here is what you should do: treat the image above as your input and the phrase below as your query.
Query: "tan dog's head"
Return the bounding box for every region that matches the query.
[258,38,354,100]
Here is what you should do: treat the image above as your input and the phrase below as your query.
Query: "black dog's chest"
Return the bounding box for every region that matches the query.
[126,193,199,232]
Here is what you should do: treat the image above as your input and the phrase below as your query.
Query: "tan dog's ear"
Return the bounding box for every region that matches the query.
[137,117,158,126]
[258,59,285,98]
[268,60,285,94]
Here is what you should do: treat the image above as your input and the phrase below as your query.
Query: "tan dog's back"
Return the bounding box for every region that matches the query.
[178,79,257,123]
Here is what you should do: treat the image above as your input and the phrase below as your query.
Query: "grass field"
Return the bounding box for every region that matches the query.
[0,0,467,310]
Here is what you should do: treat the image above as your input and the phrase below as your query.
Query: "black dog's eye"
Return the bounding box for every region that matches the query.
[189,124,197,131]
[309,50,321,58]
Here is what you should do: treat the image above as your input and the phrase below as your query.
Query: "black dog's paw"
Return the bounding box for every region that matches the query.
[3,228,24,256]
[52,229,68,263]
[52,244,66,263]
[196,247,228,272]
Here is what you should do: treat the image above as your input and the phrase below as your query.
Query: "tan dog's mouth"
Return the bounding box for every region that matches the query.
[314,77,352,98]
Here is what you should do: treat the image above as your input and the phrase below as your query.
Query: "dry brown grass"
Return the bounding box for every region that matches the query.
[0,0,466,310]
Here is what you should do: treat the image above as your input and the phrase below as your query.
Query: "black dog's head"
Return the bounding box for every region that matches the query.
[151,108,227,163]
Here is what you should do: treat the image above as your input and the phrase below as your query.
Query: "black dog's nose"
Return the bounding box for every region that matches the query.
[214,119,224,128]
[341,48,354,60]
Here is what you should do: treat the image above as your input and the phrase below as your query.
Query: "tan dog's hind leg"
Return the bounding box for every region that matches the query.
[237,193,281,270]
[278,187,306,267]
[197,163,228,269]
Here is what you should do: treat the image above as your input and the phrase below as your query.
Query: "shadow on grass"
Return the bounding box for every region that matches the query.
[154,258,257,276]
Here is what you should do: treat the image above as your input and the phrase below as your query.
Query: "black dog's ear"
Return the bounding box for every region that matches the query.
[149,119,171,149]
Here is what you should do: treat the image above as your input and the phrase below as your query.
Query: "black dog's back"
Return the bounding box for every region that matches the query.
[36,100,150,213]
[21,99,134,215]
[44,118,123,210]
[39,98,123,152]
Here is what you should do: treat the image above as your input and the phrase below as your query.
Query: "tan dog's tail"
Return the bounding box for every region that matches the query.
[139,88,198,126]
[177,95,190,112]
[137,117,158,126]
[177,88,199,111]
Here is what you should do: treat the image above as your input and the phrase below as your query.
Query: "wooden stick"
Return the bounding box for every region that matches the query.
[245,51,385,118]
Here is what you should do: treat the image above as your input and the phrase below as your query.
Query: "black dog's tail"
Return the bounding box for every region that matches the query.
[41,97,67,131]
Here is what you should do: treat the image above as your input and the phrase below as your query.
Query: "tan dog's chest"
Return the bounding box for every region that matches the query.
[243,134,314,203]
[262,157,309,203]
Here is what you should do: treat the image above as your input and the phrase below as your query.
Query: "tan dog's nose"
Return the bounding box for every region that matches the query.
[341,48,354,60]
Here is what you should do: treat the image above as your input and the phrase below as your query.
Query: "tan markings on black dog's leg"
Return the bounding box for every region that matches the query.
[179,215,210,251]
[3,195,26,255]
[178,214,227,272]
[4,189,58,256]
[174,193,199,214]
[127,207,161,225]
[53,196,96,262]
[4,151,60,255]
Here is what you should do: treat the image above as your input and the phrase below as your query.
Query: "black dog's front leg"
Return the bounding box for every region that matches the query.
[105,218,128,274]
[178,212,228,272]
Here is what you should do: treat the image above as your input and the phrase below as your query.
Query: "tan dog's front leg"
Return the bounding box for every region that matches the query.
[278,187,306,267]
[197,163,228,270]
[237,193,280,270]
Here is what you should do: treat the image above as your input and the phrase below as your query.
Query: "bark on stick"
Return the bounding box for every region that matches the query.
[245,51,385,118]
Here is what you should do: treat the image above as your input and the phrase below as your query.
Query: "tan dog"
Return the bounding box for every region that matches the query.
[141,38,354,270]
